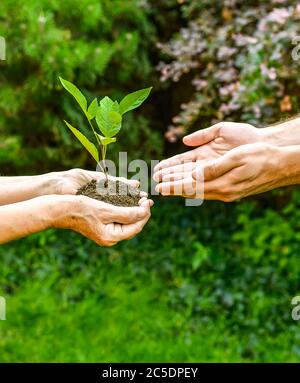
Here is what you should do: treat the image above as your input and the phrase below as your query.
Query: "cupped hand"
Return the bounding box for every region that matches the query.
[155,143,283,202]
[54,194,153,246]
[153,122,262,182]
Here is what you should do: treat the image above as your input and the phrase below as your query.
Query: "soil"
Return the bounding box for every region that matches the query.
[76,179,140,207]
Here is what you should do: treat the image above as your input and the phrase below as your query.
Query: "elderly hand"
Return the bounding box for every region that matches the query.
[0,193,152,245]
[50,170,153,246]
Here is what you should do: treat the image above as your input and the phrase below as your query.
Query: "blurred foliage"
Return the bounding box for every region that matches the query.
[1,0,300,362]
[157,0,300,142]
[0,0,163,174]
[1,194,300,361]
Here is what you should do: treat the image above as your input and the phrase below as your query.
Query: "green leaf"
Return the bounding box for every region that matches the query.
[96,134,117,145]
[113,101,119,112]
[99,96,115,112]
[87,98,98,119]
[59,77,87,113]
[96,107,122,137]
[63,120,99,162]
[109,111,122,125]
[119,87,152,115]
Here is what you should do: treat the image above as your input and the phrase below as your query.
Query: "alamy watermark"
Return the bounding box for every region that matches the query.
[291,296,300,321]
[0,36,6,61]
[0,296,6,320]
[95,152,204,207]
[291,36,300,61]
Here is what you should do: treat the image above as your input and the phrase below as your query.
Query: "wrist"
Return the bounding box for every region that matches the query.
[260,126,284,146]
[261,117,300,147]
[37,172,67,196]
[277,145,300,186]
[46,194,87,229]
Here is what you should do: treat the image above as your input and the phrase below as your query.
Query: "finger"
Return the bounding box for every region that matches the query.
[119,177,140,188]
[153,149,199,173]
[183,124,220,146]
[110,175,139,188]
[107,213,151,241]
[139,191,148,198]
[155,177,196,197]
[84,170,105,181]
[161,172,190,182]
[153,162,196,182]
[103,204,150,224]
[140,199,154,208]
[138,196,154,207]
[83,171,139,188]
[138,196,147,206]
[192,154,240,182]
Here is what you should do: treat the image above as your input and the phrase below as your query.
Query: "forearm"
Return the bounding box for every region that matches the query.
[278,145,300,187]
[0,195,62,244]
[0,173,61,205]
[261,117,300,147]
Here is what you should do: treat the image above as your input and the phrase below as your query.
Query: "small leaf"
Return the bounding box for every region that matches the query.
[113,101,119,112]
[59,77,87,113]
[119,87,152,115]
[88,98,98,119]
[96,107,122,137]
[63,120,99,162]
[109,111,122,125]
[99,96,115,112]
[96,134,116,145]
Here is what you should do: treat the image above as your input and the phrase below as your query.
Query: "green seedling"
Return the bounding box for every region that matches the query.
[59,76,152,182]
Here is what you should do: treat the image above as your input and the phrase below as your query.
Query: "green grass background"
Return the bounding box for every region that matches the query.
[1,197,300,362]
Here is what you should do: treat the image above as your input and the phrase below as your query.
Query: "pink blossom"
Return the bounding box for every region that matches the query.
[215,68,237,83]
[192,79,208,90]
[233,34,258,46]
[217,46,237,59]
[266,8,291,24]
[260,64,277,80]
[219,82,239,97]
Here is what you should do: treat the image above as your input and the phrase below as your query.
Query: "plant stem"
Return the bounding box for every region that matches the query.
[85,114,108,182]
[99,144,108,186]
[85,114,101,146]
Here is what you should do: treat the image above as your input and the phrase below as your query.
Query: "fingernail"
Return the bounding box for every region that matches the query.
[153,173,159,182]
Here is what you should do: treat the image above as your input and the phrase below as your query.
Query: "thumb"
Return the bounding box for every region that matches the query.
[183,124,220,147]
[192,153,238,182]
[107,205,150,225]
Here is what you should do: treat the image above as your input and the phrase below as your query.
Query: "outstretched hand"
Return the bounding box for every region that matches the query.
[154,142,285,202]
[153,122,262,181]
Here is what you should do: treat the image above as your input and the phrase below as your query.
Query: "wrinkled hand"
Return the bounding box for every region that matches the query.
[155,143,283,202]
[54,194,153,246]
[50,168,153,245]
[153,122,262,181]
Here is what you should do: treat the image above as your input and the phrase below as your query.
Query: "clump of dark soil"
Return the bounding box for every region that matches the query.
[76,179,140,207]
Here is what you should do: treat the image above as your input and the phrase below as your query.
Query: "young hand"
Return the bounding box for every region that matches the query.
[153,122,262,181]
[155,143,300,202]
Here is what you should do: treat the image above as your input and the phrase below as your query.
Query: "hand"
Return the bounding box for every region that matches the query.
[155,143,287,202]
[153,122,262,181]
[52,168,139,195]
[52,194,153,246]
